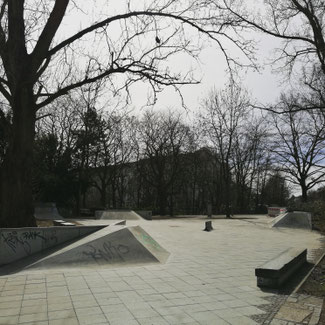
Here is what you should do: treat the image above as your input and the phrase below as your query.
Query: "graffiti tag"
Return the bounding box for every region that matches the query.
[82,241,129,263]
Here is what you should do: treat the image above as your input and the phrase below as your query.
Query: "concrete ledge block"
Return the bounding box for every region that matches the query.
[255,248,307,288]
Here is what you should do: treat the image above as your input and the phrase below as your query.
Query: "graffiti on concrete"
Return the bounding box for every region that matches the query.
[82,241,129,263]
[136,232,162,250]
[42,230,58,247]
[1,230,58,254]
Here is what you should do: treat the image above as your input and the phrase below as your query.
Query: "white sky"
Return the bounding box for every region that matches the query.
[57,1,286,118]
[128,35,285,121]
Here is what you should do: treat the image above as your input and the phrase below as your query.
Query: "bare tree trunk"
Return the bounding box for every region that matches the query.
[301,182,308,202]
[100,185,107,208]
[157,184,167,216]
[0,88,36,227]
[111,182,116,208]
[225,171,231,218]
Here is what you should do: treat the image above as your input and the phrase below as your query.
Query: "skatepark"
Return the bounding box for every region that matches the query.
[0,210,324,325]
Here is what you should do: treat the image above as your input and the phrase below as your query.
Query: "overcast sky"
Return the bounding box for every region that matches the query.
[59,1,286,118]
[128,34,285,120]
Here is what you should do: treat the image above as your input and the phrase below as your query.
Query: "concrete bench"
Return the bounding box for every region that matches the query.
[255,248,307,288]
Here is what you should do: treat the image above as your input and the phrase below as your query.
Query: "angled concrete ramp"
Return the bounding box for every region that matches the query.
[270,211,312,230]
[95,210,142,220]
[23,225,169,270]
[0,225,105,266]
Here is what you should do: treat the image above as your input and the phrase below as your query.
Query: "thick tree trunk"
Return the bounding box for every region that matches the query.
[157,185,167,216]
[301,184,308,202]
[100,185,107,208]
[0,88,36,227]
[111,182,116,208]
[224,171,232,218]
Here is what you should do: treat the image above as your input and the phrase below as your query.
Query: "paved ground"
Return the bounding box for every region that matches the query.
[0,215,323,325]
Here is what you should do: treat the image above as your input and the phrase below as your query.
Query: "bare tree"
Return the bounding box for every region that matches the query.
[91,114,137,209]
[138,110,190,216]
[218,0,325,76]
[0,0,255,227]
[201,81,250,217]
[211,0,325,113]
[269,94,325,201]
[232,118,270,212]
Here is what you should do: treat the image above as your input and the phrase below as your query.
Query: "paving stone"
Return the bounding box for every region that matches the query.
[49,318,79,325]
[96,297,122,306]
[136,316,169,325]
[48,309,76,320]
[47,302,73,312]
[22,298,47,307]
[110,319,140,325]
[104,310,134,321]
[0,217,323,325]
[19,312,48,323]
[0,300,22,309]
[189,311,229,324]
[223,299,250,308]
[21,305,47,315]
[213,307,243,319]
[235,305,266,316]
[163,313,196,324]
[130,307,159,318]
[77,313,108,325]
[0,316,19,324]
[24,293,47,300]
[227,315,259,324]
[72,299,99,308]
[0,307,20,316]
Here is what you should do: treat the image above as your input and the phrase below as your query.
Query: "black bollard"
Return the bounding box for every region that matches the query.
[204,221,213,232]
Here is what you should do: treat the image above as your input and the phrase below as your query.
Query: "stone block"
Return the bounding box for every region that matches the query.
[204,221,213,232]
[255,248,307,288]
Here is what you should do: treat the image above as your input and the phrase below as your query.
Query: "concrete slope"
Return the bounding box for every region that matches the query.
[270,211,312,230]
[128,226,170,263]
[24,225,169,269]
[34,202,62,220]
[96,210,141,220]
[0,225,105,266]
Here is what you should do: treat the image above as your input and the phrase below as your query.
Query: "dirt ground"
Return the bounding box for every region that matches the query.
[36,220,53,227]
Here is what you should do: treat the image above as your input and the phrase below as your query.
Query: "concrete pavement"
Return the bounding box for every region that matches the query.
[0,215,323,325]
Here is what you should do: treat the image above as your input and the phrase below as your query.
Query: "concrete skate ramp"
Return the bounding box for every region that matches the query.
[271,211,312,230]
[95,210,142,220]
[24,225,169,269]
[0,225,105,266]
[34,202,62,220]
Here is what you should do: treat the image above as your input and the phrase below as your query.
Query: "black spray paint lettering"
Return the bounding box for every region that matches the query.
[1,232,31,254]
[1,230,58,255]
[83,241,129,263]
